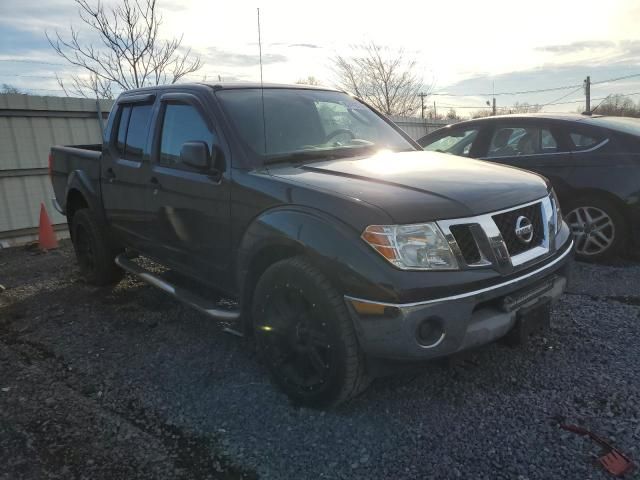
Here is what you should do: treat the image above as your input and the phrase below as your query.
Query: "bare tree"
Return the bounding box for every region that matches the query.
[469,109,493,119]
[445,108,461,121]
[47,0,202,99]
[332,42,427,116]
[55,72,114,99]
[296,76,321,86]
[592,94,639,117]
[1,84,23,94]
[502,102,542,114]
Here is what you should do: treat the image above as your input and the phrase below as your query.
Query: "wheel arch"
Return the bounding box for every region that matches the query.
[236,206,388,333]
[566,188,630,229]
[66,188,89,221]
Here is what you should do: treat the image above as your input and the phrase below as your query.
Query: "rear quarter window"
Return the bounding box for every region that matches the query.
[569,132,604,151]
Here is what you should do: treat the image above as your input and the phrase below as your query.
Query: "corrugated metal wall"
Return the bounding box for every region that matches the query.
[0,94,113,244]
[389,116,452,140]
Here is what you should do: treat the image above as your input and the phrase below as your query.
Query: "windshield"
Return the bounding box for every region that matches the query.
[422,128,478,156]
[215,88,416,164]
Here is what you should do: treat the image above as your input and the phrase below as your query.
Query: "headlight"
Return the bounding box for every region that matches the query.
[361,223,458,270]
[550,190,562,234]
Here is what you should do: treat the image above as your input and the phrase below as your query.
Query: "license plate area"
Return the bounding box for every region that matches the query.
[503,298,551,345]
[501,276,555,312]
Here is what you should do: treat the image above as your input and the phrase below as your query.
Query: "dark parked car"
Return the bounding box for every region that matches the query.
[50,83,573,407]
[418,114,640,260]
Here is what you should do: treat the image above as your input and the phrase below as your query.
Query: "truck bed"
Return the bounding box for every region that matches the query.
[50,144,103,215]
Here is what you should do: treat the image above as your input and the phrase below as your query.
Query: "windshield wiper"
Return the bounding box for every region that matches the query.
[264,145,377,165]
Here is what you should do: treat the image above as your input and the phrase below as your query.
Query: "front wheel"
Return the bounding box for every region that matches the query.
[252,257,370,408]
[565,198,626,261]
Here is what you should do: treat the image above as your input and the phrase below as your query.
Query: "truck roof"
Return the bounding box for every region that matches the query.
[121,81,341,96]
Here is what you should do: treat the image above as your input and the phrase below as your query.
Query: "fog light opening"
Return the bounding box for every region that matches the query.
[416,317,445,348]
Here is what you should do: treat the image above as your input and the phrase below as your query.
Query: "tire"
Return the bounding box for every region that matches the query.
[71,209,123,285]
[565,197,627,261]
[252,256,370,408]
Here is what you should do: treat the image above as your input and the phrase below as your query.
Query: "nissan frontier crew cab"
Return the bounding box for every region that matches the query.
[50,83,573,407]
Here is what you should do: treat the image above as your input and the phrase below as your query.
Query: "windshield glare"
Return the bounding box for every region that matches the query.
[215,88,415,163]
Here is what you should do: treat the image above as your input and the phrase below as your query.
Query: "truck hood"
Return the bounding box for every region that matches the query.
[269,150,550,224]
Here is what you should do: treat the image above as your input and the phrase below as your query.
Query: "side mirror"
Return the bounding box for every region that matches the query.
[180,141,210,170]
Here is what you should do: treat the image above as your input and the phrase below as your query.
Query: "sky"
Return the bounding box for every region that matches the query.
[1,0,640,116]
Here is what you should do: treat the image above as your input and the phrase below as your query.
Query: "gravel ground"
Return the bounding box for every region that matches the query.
[1,240,639,480]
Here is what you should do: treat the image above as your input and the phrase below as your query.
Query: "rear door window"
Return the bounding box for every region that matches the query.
[421,128,479,157]
[125,104,153,160]
[116,106,131,156]
[488,126,559,157]
[113,103,153,161]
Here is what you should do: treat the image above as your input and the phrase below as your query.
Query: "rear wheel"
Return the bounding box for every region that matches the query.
[565,197,626,261]
[252,257,369,408]
[71,209,123,285]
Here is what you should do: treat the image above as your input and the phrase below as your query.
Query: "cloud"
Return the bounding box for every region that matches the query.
[618,40,640,58]
[0,0,79,32]
[203,47,287,67]
[534,39,640,66]
[287,43,321,49]
[536,40,616,54]
[0,25,51,55]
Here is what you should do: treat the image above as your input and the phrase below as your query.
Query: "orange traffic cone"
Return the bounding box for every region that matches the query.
[38,203,58,250]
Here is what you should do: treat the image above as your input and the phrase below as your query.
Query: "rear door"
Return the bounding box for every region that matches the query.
[478,121,573,198]
[101,95,155,250]
[147,92,231,287]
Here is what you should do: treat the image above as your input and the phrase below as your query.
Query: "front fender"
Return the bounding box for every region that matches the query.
[236,206,397,304]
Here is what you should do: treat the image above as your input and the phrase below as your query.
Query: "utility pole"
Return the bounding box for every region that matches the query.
[491,80,496,116]
[418,93,428,119]
[433,101,437,119]
[584,76,591,113]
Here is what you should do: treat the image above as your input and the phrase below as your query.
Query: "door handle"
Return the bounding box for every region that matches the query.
[150,176,160,195]
[105,167,116,183]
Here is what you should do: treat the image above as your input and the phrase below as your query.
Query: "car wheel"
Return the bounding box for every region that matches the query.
[565,198,626,261]
[252,256,370,408]
[71,209,123,285]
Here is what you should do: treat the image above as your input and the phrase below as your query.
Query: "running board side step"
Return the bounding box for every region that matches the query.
[115,254,242,329]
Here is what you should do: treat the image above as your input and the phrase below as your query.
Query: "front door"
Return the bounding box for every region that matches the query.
[147,93,231,287]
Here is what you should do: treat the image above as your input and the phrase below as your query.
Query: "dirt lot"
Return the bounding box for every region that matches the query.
[1,240,639,480]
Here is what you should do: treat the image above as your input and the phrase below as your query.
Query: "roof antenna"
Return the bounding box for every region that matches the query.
[257,8,267,155]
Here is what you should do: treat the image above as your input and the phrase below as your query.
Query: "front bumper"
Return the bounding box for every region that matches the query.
[345,239,573,361]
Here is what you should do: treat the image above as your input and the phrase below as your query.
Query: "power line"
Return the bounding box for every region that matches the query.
[591,73,640,85]
[0,58,65,66]
[432,72,640,98]
[0,74,59,79]
[436,91,640,112]
[431,83,582,97]
[540,86,585,110]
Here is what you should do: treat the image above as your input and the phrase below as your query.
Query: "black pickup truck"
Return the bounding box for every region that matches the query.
[50,83,573,407]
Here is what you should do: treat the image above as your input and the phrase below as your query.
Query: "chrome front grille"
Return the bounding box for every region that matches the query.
[437,196,555,274]
[492,203,544,256]
[448,224,482,264]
